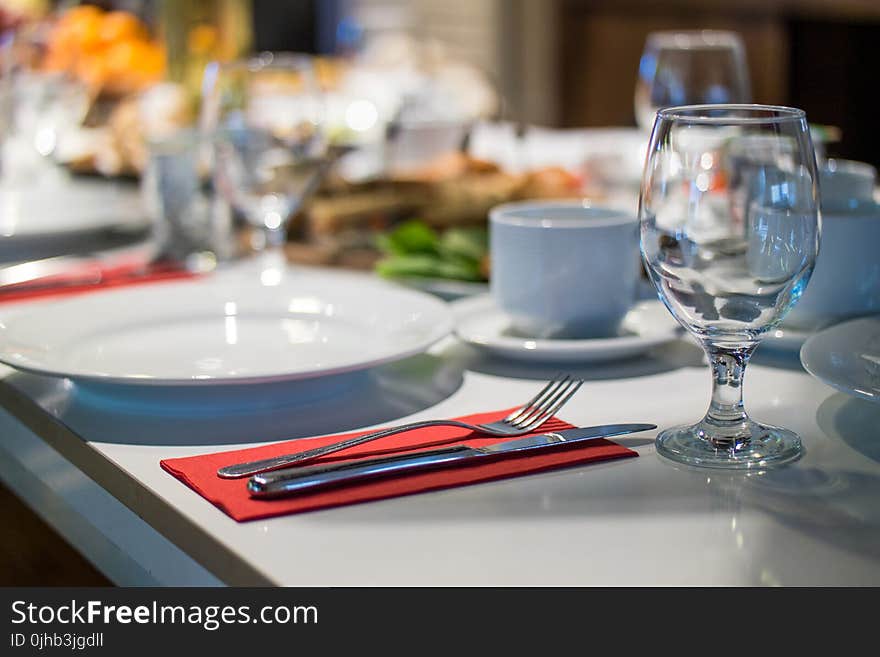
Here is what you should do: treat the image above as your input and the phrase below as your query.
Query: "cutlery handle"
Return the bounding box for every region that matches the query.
[217,419,476,478]
[247,445,478,498]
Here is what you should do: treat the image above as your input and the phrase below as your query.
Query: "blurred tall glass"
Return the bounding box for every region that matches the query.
[635,30,751,132]
[142,129,233,267]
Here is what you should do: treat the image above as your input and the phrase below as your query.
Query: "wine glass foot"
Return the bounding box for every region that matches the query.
[655,420,802,470]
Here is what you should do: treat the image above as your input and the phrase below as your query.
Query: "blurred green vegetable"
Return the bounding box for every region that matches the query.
[375,220,488,282]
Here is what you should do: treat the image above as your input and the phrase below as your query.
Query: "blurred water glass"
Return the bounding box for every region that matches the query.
[635,30,751,132]
[142,129,234,266]
[12,70,89,157]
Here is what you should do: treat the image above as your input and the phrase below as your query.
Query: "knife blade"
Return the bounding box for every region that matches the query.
[247,423,656,499]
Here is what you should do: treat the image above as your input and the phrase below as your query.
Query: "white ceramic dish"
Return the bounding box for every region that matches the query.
[0,178,149,261]
[452,295,682,363]
[0,178,146,237]
[0,272,454,385]
[800,316,880,404]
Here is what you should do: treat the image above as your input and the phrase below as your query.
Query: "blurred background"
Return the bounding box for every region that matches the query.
[1,0,878,585]
[3,0,877,276]
[3,0,879,162]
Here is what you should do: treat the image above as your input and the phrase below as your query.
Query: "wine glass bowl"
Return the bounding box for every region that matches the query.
[640,104,820,469]
[635,30,751,132]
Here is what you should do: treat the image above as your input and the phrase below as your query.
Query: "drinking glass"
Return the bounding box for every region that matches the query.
[635,31,751,132]
[200,52,326,266]
[640,105,820,469]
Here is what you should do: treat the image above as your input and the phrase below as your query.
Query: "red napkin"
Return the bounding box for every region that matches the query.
[0,259,199,304]
[160,408,638,521]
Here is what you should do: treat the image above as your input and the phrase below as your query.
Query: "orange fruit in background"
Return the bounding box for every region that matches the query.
[99,10,148,44]
[100,39,164,92]
[61,5,104,52]
[40,4,165,93]
[74,52,108,90]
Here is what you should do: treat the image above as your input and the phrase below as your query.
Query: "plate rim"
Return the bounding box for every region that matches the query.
[0,275,455,386]
[800,316,880,403]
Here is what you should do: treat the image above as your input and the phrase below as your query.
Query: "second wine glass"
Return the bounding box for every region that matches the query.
[201,52,326,265]
[635,30,751,132]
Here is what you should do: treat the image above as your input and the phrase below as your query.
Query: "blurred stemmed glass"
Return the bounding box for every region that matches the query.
[0,24,89,174]
[640,104,820,469]
[635,30,751,132]
[200,52,327,273]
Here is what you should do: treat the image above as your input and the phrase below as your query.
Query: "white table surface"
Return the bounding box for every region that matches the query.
[1,263,879,586]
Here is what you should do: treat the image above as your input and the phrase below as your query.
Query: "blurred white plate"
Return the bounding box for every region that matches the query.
[0,272,453,386]
[452,295,681,363]
[0,178,148,261]
[800,316,880,404]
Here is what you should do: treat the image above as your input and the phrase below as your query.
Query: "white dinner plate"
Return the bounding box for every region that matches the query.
[800,316,880,404]
[451,295,682,363]
[0,271,454,386]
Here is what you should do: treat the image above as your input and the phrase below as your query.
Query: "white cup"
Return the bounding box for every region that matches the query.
[818,158,876,212]
[784,201,880,331]
[489,200,640,338]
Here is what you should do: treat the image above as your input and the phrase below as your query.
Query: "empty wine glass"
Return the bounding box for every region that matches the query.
[640,104,820,469]
[201,52,327,268]
[635,30,751,132]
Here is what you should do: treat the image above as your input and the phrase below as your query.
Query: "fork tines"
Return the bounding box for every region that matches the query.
[507,374,584,431]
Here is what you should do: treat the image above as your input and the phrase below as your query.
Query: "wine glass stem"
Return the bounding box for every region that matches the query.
[251,225,288,273]
[702,344,757,448]
[264,225,287,249]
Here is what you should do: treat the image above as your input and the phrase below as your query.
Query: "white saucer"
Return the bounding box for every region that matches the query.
[451,295,682,363]
[800,316,880,404]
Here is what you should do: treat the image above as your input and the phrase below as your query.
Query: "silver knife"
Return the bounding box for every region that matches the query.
[247,423,655,499]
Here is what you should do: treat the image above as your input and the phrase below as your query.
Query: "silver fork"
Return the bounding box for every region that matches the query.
[217,375,584,478]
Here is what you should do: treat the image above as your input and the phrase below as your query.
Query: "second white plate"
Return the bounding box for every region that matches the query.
[800,316,880,404]
[0,177,150,262]
[452,295,682,363]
